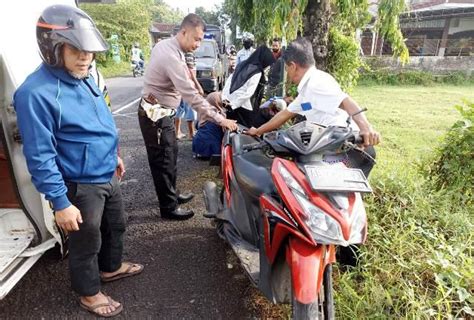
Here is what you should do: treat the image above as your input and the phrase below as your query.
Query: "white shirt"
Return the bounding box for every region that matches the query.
[222,72,261,111]
[236,47,255,65]
[131,47,142,62]
[288,66,352,127]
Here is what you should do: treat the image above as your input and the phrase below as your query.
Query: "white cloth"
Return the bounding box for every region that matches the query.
[287,66,352,127]
[131,47,142,62]
[222,73,261,111]
[140,99,175,122]
[236,47,255,65]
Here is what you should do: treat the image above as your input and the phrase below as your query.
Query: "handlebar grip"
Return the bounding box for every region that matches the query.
[354,135,364,145]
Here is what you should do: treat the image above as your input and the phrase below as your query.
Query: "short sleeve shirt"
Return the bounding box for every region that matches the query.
[288,67,351,127]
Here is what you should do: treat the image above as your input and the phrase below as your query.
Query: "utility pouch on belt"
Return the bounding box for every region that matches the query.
[140,94,175,122]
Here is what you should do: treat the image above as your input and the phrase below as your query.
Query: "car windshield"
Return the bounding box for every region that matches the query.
[195,42,216,58]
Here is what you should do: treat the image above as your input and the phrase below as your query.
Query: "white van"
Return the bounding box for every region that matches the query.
[0,0,78,299]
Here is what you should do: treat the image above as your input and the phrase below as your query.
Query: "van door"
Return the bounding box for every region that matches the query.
[0,0,76,299]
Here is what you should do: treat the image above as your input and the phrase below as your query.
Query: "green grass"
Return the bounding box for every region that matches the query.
[98,61,131,79]
[352,85,474,174]
[333,85,474,319]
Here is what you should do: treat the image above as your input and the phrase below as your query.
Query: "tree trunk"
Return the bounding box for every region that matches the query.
[302,0,332,71]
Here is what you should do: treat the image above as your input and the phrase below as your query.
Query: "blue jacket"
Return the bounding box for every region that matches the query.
[14,64,118,211]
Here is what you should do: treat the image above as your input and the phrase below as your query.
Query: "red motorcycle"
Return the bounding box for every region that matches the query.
[203,119,374,319]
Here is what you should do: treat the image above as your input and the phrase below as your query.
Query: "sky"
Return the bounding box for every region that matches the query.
[162,0,223,14]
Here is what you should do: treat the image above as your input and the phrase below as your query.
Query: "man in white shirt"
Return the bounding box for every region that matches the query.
[236,33,255,65]
[131,42,144,68]
[247,38,381,175]
[247,38,381,268]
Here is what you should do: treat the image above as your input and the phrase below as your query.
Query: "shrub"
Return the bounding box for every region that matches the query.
[358,70,474,86]
[424,100,474,205]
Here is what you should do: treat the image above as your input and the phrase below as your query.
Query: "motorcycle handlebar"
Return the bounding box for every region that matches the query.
[353,134,364,145]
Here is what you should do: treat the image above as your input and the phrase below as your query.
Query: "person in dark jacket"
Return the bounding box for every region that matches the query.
[13,5,142,317]
[267,38,285,97]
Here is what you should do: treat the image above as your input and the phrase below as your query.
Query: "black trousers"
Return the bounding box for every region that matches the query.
[226,107,255,128]
[138,107,178,215]
[65,175,125,296]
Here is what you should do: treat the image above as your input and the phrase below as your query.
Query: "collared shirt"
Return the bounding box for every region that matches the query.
[142,37,224,125]
[222,72,261,111]
[236,47,255,65]
[287,66,351,127]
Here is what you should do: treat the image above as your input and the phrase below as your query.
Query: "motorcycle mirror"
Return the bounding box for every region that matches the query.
[346,107,367,126]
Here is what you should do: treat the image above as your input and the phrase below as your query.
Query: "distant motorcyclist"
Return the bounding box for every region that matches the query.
[236,33,255,66]
[131,42,144,68]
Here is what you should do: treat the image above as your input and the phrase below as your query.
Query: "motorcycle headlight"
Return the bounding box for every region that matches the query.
[277,163,305,196]
[277,163,347,245]
[293,192,347,246]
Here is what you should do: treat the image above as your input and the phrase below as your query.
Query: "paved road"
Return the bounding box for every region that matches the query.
[0,76,254,319]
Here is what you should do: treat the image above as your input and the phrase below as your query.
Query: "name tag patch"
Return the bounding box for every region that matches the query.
[301,102,312,111]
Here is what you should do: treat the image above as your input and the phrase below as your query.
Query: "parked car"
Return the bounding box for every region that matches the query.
[195,39,227,93]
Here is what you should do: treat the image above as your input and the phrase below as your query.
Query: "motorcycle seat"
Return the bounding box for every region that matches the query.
[232,134,275,197]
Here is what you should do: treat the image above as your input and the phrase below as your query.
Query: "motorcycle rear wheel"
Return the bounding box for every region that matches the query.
[292,264,334,320]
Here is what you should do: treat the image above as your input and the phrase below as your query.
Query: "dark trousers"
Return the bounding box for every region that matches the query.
[138,108,178,214]
[65,175,125,296]
[227,107,255,128]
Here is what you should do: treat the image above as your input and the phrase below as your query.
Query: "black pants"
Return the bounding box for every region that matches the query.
[227,107,255,128]
[138,107,178,215]
[65,175,125,296]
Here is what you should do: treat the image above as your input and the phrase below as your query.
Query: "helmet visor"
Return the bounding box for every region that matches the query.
[57,25,108,53]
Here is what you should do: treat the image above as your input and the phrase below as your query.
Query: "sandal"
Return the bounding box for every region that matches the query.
[101,262,144,283]
[80,296,123,318]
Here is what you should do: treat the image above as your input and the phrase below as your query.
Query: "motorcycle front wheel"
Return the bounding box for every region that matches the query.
[292,264,334,320]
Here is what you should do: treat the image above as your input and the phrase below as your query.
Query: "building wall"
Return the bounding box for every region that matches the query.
[364,56,474,74]
[449,17,474,34]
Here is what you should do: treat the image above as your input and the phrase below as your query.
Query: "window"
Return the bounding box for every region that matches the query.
[195,42,216,58]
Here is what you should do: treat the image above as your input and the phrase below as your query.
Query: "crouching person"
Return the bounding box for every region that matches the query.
[192,92,226,158]
[13,5,143,317]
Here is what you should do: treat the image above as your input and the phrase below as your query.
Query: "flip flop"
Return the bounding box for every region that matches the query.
[80,296,123,318]
[101,262,144,283]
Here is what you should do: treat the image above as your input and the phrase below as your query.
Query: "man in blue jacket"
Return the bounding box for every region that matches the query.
[14,5,142,317]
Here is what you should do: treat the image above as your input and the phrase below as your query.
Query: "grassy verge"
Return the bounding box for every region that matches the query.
[358,70,474,86]
[252,85,474,318]
[337,85,474,318]
[98,61,131,79]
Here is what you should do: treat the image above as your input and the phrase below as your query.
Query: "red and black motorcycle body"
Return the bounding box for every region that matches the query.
[204,121,372,315]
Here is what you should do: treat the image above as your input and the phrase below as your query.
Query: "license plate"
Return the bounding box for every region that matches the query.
[305,165,372,193]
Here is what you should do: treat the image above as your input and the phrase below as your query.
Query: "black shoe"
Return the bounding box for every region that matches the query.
[161,208,195,220]
[177,192,194,204]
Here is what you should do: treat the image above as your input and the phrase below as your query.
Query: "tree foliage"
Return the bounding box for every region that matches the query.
[80,0,153,65]
[224,0,409,89]
[195,6,222,25]
[151,0,184,24]
[225,0,307,43]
